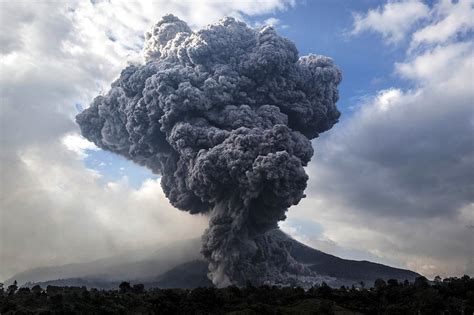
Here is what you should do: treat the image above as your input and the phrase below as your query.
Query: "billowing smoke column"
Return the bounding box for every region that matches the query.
[77,15,341,287]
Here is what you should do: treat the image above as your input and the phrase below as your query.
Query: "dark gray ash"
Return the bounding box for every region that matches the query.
[76,15,342,287]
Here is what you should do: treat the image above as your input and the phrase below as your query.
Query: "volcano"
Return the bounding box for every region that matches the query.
[9,230,419,289]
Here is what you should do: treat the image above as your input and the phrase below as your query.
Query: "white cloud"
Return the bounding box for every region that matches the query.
[253,16,290,29]
[254,17,280,28]
[410,0,474,49]
[62,133,98,159]
[372,88,403,111]
[264,17,280,26]
[397,41,473,84]
[351,0,429,44]
[0,0,295,281]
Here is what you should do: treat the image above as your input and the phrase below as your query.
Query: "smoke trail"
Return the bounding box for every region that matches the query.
[76,15,341,287]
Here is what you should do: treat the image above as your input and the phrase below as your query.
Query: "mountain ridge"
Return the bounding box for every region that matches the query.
[7,229,420,288]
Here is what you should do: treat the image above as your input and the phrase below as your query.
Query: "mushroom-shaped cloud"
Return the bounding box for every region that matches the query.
[76,15,342,287]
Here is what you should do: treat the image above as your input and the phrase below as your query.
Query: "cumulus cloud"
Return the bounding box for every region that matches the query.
[61,133,99,159]
[254,17,286,29]
[397,41,473,84]
[307,80,473,217]
[290,0,474,278]
[0,0,295,281]
[351,0,429,44]
[410,0,474,49]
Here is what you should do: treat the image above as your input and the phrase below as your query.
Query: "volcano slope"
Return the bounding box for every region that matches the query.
[15,230,420,289]
[148,229,419,288]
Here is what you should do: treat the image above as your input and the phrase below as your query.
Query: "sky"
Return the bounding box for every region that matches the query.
[0,0,473,282]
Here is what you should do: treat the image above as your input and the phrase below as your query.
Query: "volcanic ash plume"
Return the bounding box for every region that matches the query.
[76,15,341,287]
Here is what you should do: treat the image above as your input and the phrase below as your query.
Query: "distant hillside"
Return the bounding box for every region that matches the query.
[6,238,202,285]
[10,229,420,289]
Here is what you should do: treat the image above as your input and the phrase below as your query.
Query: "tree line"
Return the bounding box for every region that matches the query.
[1,275,473,314]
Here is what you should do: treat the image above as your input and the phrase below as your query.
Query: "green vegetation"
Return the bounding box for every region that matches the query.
[0,276,472,314]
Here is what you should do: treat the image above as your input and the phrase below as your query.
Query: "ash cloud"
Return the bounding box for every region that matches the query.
[76,14,341,287]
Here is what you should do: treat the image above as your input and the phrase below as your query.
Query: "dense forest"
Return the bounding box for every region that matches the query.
[1,275,473,314]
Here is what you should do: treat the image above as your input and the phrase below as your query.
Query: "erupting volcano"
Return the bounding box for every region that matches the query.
[76,15,342,287]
